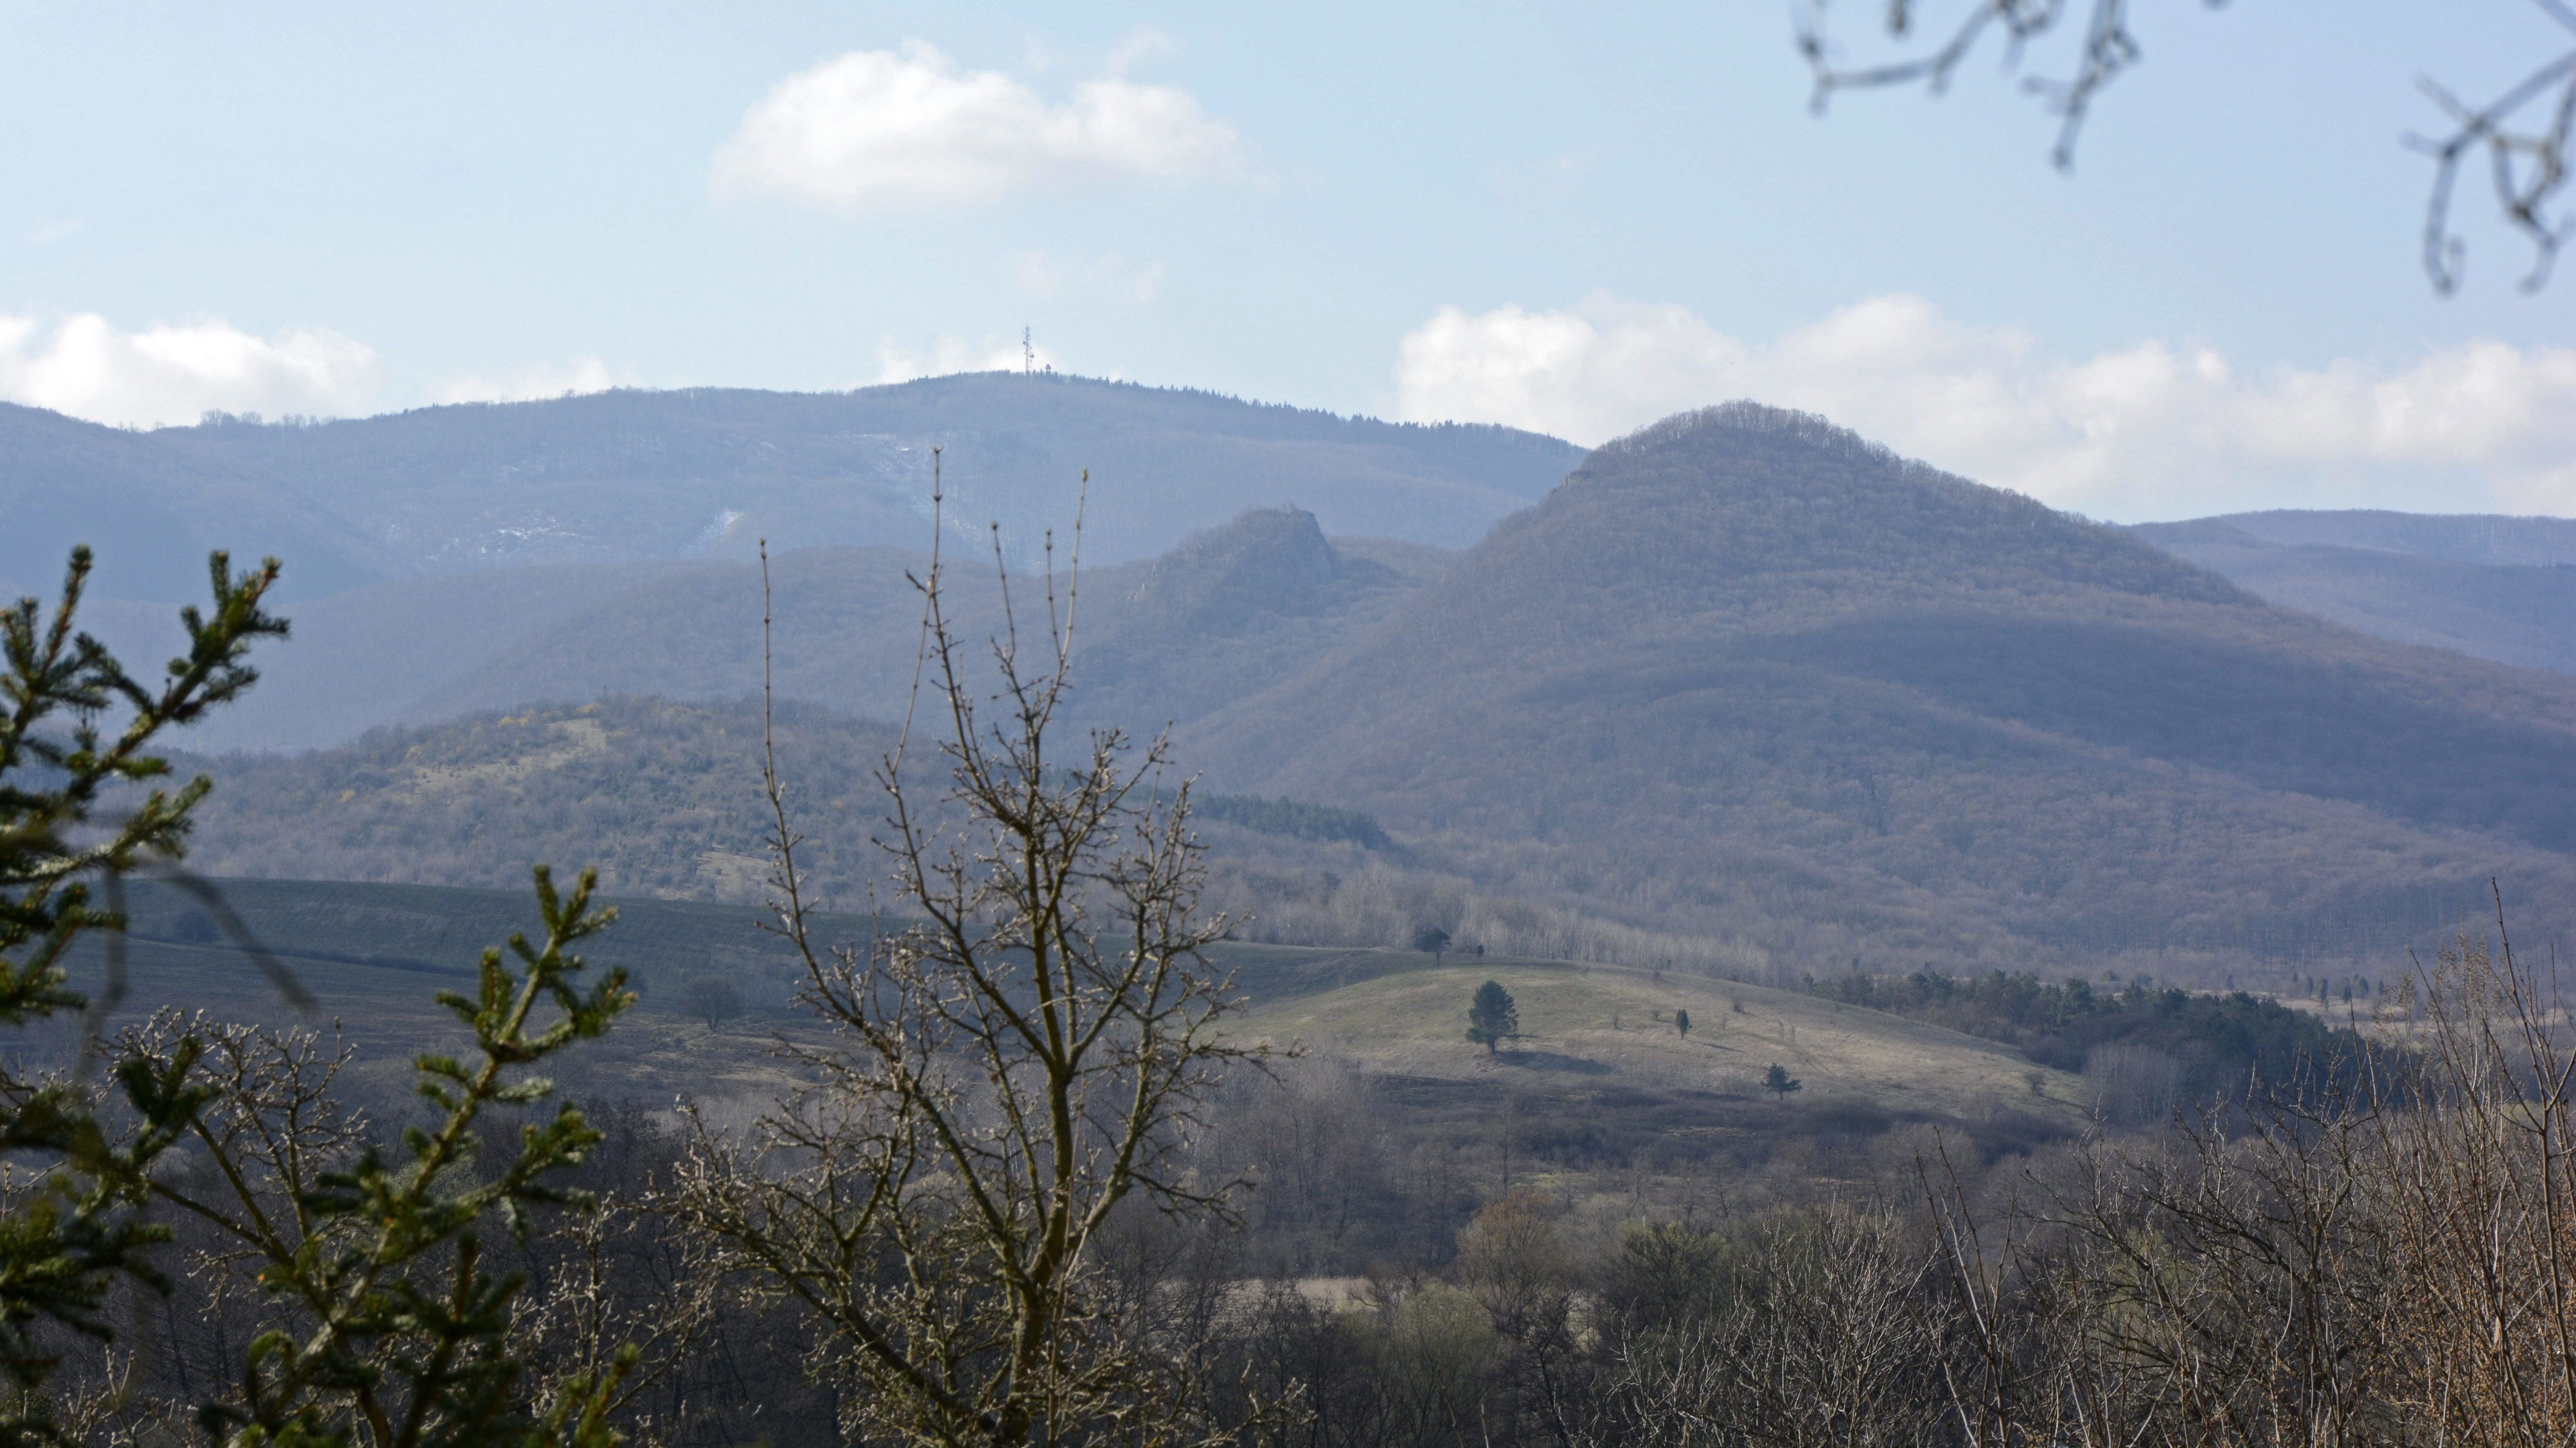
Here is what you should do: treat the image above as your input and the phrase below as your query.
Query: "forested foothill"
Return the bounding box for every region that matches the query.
[16,387,2576,1445]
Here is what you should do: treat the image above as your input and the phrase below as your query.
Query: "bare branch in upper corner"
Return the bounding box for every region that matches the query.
[1796,0,2576,294]
[2411,10,2576,294]
[1795,0,2183,170]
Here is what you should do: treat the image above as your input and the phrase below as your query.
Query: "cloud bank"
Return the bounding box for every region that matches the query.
[875,334,1063,384]
[714,42,1244,210]
[0,313,378,429]
[434,356,615,405]
[1395,294,2576,520]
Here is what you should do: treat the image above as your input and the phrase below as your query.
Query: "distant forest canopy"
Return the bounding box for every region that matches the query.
[172,695,1391,907]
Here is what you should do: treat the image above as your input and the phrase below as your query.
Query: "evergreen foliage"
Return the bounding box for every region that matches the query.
[1467,980,1518,1053]
[0,546,284,1440]
[0,548,634,1443]
[1808,967,2376,1103]
[180,866,635,1446]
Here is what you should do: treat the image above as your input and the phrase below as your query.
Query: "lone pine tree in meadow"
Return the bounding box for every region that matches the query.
[1413,924,1451,964]
[1468,979,1518,1053]
[1765,1062,1802,1099]
[1675,1008,1692,1038]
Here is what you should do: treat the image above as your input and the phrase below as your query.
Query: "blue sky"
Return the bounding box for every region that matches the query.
[1,0,2569,519]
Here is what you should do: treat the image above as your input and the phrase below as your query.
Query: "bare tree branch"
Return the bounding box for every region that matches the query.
[1797,0,2576,293]
[1796,0,2184,170]
[2410,21,2576,293]
[682,466,1290,1448]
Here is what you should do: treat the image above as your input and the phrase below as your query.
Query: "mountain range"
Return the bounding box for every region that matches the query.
[147,401,2576,993]
[1167,406,2576,976]
[35,378,2576,753]
[0,372,1577,607]
[2135,510,2576,676]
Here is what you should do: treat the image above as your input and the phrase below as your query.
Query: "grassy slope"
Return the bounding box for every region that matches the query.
[1237,956,2088,1128]
[51,877,2087,1184]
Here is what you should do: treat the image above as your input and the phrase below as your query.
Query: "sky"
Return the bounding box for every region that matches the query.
[0,0,2570,521]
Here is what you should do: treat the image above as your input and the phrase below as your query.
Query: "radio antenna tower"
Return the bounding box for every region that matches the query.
[1023,326,1034,375]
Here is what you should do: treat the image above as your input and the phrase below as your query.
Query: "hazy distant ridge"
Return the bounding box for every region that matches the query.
[0,373,1580,605]
[2136,509,2576,676]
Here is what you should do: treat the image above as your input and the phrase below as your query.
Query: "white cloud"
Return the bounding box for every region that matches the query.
[875,334,1062,384]
[433,355,615,404]
[0,312,377,428]
[713,41,1245,211]
[1394,294,2576,520]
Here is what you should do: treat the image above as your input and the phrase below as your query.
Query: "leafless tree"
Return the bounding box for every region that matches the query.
[1796,0,2576,292]
[673,472,1281,1447]
[1588,1206,1950,1448]
[2364,911,2576,1448]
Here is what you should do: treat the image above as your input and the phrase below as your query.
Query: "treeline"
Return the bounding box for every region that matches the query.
[1808,967,2385,1114]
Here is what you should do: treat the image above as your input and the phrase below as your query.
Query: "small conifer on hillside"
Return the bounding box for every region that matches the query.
[1468,980,1518,1053]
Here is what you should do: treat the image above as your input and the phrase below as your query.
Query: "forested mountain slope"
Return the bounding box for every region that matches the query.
[167,505,1441,751]
[0,404,399,603]
[172,694,1399,912]
[1181,404,2576,975]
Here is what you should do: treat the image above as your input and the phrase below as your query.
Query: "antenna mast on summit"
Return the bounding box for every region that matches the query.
[1023,326,1033,375]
